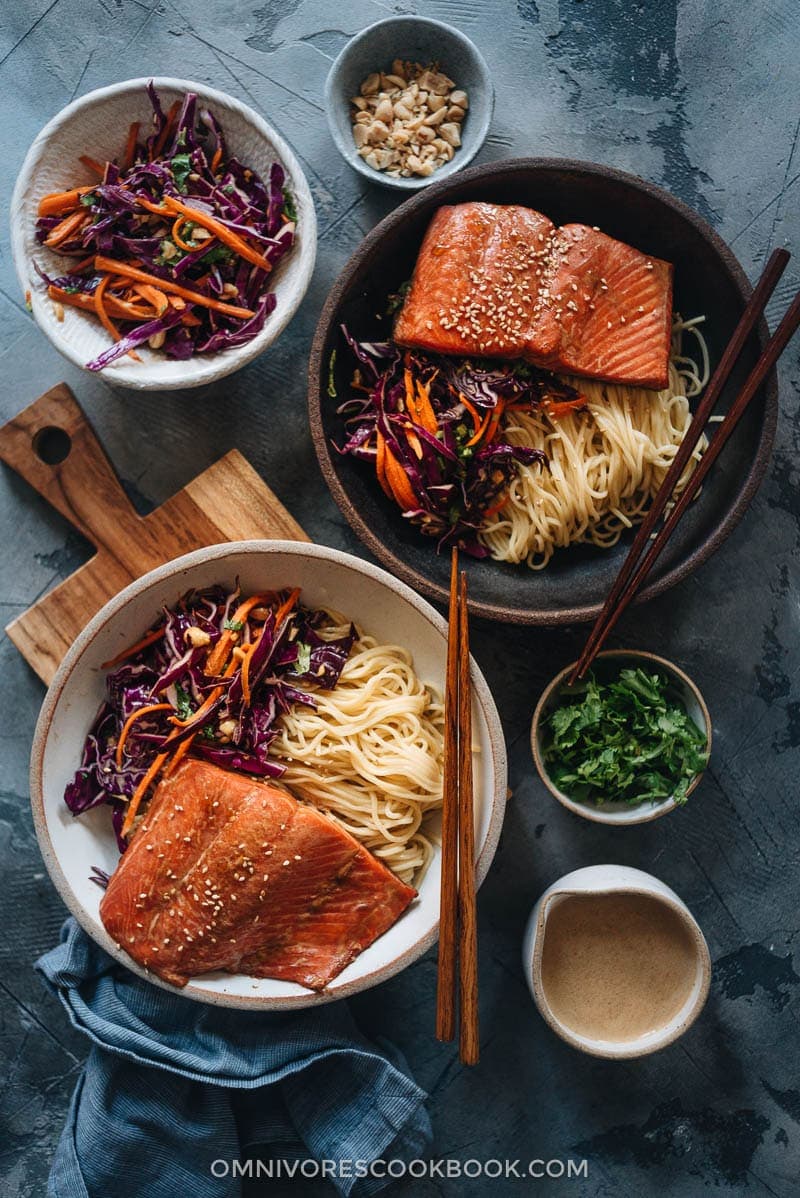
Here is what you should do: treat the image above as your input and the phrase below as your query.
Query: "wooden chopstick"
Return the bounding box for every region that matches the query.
[435,551,479,1063]
[571,262,800,682]
[457,568,479,1065]
[570,248,793,684]
[436,547,460,1042]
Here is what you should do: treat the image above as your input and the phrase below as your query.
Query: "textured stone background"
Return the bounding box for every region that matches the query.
[1,1,799,1195]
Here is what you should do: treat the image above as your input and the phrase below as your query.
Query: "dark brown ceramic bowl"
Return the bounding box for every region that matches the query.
[308,158,778,624]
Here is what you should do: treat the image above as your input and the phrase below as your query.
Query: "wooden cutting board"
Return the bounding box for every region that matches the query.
[0,383,308,685]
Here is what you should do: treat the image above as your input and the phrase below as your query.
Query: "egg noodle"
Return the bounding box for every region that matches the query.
[479,317,712,569]
[270,617,444,885]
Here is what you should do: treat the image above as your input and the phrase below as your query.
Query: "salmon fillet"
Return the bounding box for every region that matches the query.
[100,759,416,990]
[393,202,673,390]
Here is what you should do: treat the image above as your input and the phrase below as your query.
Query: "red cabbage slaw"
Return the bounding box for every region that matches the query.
[65,585,355,851]
[35,83,296,370]
[334,330,590,555]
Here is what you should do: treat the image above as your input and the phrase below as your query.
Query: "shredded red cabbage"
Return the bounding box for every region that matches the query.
[332,330,587,555]
[35,82,297,369]
[64,585,355,850]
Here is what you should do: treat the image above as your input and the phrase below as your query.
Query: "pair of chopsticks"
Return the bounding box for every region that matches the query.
[436,547,479,1065]
[570,246,800,685]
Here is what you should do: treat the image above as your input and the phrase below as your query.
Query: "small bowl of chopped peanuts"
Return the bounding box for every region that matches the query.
[326,16,494,190]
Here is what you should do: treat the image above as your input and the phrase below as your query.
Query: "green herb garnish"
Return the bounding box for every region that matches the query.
[171,153,193,193]
[174,683,194,722]
[155,239,186,267]
[293,641,312,675]
[386,279,412,316]
[543,667,708,807]
[80,192,98,207]
[282,188,297,222]
[201,243,235,266]
[224,618,244,631]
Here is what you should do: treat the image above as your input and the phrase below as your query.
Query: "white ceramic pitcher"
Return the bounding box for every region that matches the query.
[522,864,711,1058]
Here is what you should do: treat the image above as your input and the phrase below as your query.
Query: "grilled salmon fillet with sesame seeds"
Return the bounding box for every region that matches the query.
[393,202,673,390]
[99,759,416,990]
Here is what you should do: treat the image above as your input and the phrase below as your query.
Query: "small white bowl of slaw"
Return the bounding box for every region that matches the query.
[10,76,316,390]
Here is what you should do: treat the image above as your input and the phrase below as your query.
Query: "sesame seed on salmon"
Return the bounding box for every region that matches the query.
[393,202,674,391]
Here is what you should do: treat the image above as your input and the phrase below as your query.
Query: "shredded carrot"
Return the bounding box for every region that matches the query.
[273,587,302,632]
[545,397,587,420]
[79,155,106,177]
[172,215,203,253]
[204,592,276,678]
[44,210,88,248]
[458,391,483,436]
[484,400,507,445]
[152,100,181,158]
[71,253,96,274]
[121,751,169,837]
[482,494,511,519]
[101,626,165,669]
[466,407,493,448]
[138,195,273,274]
[47,285,155,323]
[211,145,224,175]
[37,187,95,218]
[383,444,418,511]
[164,733,195,777]
[239,588,301,708]
[115,703,174,769]
[132,282,169,315]
[413,379,439,434]
[240,643,255,706]
[93,275,141,362]
[93,256,255,319]
[93,274,120,340]
[123,121,140,171]
[375,430,393,500]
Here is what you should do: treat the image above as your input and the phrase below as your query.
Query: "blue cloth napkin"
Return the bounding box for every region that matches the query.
[37,919,432,1198]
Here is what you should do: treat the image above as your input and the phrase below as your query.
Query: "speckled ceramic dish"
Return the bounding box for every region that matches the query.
[30,541,507,1009]
[325,16,493,191]
[10,77,316,390]
[531,650,712,825]
[308,157,778,624]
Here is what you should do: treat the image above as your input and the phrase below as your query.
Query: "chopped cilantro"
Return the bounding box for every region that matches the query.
[386,280,412,316]
[171,153,193,194]
[543,667,708,807]
[174,683,193,722]
[201,243,235,266]
[282,188,297,222]
[293,641,312,675]
[224,618,244,632]
[80,192,98,207]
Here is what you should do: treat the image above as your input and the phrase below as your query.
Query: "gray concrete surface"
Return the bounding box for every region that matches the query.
[1,1,799,1195]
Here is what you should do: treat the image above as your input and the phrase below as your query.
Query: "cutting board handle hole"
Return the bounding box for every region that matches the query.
[33,426,72,466]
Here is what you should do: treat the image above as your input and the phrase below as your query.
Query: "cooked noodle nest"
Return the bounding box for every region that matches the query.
[479,318,712,569]
[271,622,445,885]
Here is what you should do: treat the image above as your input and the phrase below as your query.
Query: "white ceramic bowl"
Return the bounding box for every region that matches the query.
[10,77,317,390]
[531,650,712,826]
[30,541,507,1008]
[522,865,712,1058]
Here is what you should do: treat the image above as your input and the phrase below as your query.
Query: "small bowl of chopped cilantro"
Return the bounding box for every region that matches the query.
[531,651,711,825]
